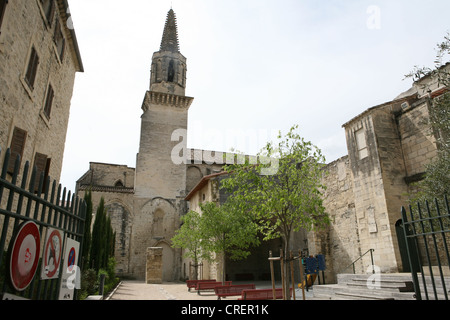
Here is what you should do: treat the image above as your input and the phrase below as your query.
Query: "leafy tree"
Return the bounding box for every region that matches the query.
[198,201,260,283]
[221,124,330,297]
[172,202,259,282]
[171,210,208,280]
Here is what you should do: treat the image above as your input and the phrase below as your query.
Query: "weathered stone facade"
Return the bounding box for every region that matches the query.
[0,0,83,187]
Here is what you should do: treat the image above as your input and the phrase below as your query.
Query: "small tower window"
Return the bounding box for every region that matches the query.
[168,60,175,82]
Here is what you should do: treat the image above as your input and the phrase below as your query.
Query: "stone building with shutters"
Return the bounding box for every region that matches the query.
[0,0,83,188]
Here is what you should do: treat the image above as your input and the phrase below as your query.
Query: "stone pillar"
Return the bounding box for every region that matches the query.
[146,247,163,284]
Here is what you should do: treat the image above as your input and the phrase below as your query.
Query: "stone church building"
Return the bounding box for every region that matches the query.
[76,9,448,283]
[76,9,244,281]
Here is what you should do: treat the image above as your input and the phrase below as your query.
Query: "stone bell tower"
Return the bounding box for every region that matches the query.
[131,9,194,281]
[135,9,194,199]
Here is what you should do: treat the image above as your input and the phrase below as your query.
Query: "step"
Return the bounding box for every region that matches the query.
[337,273,413,284]
[347,278,414,292]
[312,273,449,300]
[314,284,416,300]
[313,273,416,300]
[334,291,394,300]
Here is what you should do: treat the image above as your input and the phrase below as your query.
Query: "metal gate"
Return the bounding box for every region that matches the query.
[0,148,86,300]
[401,196,450,300]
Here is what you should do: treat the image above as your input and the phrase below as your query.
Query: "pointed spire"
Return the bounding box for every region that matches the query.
[160,9,180,53]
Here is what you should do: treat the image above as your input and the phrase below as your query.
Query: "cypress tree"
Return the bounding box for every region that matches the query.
[90,197,106,271]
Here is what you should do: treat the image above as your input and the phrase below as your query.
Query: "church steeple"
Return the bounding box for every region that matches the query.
[136,9,194,200]
[160,9,180,53]
[149,9,187,96]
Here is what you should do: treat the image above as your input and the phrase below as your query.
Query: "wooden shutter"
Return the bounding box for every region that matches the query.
[8,127,27,174]
[54,19,65,61]
[43,85,54,119]
[25,47,39,89]
[44,0,55,26]
[33,152,49,192]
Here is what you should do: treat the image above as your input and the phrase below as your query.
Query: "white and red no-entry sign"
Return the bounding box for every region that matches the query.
[9,221,41,291]
[40,228,63,280]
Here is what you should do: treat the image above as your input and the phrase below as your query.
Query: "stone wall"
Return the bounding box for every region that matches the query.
[311,156,358,283]
[398,99,437,181]
[146,247,163,284]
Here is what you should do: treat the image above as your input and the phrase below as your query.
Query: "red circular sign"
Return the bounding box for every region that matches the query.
[43,229,62,278]
[67,247,76,271]
[9,221,41,291]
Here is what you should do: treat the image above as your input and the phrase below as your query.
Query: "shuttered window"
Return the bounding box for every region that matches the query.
[0,0,8,34]
[43,85,54,119]
[25,47,40,90]
[40,0,55,26]
[54,19,65,61]
[8,127,27,174]
[33,152,51,192]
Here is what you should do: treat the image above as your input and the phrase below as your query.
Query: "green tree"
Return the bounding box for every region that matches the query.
[80,196,117,299]
[89,197,115,271]
[171,210,209,280]
[221,124,330,297]
[198,201,260,283]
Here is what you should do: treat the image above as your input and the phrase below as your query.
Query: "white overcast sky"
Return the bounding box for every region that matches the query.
[60,0,450,191]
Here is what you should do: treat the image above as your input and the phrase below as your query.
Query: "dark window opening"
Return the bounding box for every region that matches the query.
[115,180,124,187]
[25,47,40,90]
[43,84,54,119]
[40,0,55,26]
[0,0,7,34]
[168,60,175,82]
[33,152,51,193]
[54,19,65,61]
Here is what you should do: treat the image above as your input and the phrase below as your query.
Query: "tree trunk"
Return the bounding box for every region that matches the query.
[283,234,292,300]
[192,259,198,280]
[222,253,226,284]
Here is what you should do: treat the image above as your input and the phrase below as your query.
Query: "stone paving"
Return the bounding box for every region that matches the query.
[107,281,314,301]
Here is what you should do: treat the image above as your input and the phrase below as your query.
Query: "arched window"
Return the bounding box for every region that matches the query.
[115,180,124,187]
[153,209,165,237]
[168,60,175,82]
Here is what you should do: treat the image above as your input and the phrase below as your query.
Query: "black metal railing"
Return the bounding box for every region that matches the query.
[401,196,450,300]
[0,148,86,300]
[341,249,375,274]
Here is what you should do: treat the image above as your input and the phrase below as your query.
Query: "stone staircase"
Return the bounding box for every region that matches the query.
[311,273,417,300]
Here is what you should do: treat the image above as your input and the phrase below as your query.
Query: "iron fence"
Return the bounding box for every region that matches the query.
[0,147,86,300]
[401,196,450,300]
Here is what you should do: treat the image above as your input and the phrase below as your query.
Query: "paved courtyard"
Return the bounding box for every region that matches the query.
[107,281,314,301]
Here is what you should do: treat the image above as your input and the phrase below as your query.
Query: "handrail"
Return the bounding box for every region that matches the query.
[341,249,375,274]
